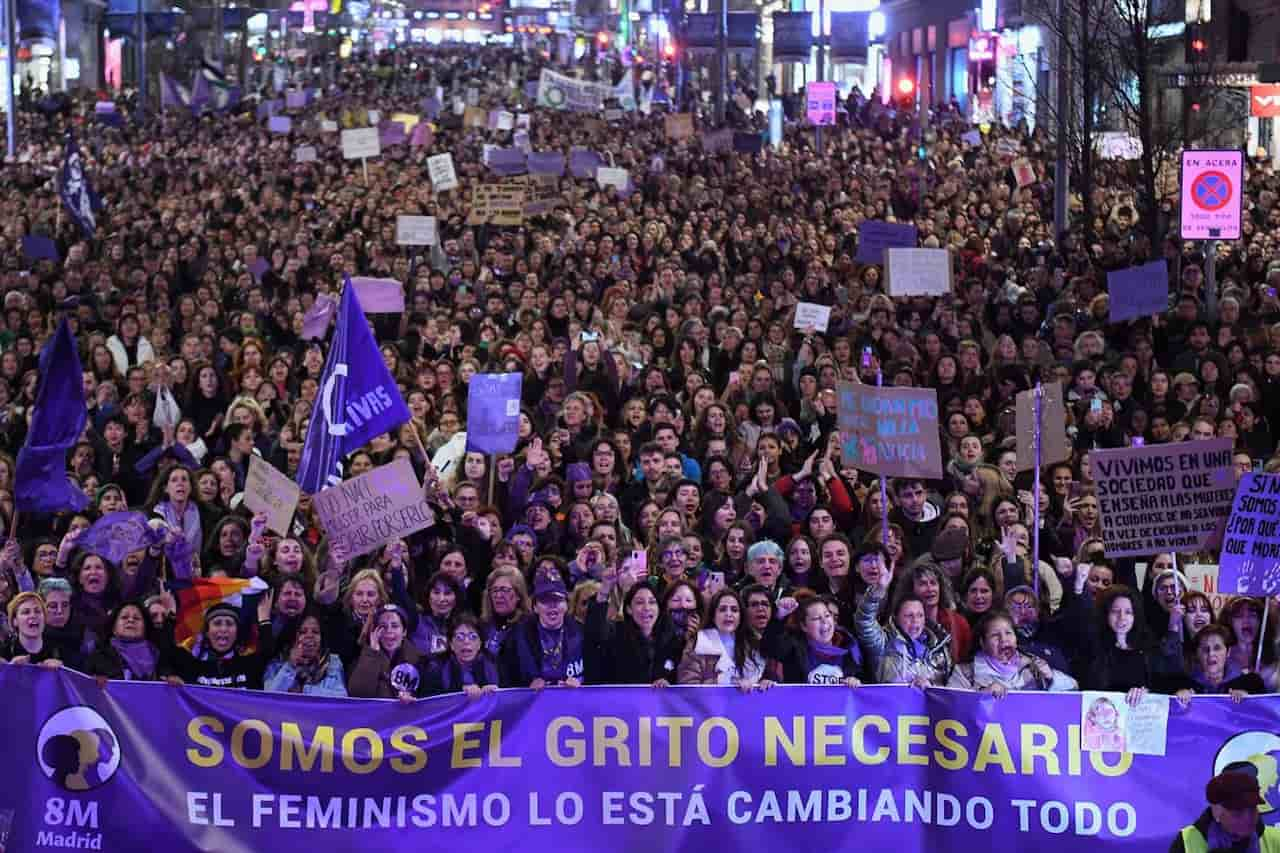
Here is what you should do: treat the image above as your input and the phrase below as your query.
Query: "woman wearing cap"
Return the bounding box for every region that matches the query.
[1170,771,1280,853]
[263,607,347,697]
[425,613,500,697]
[165,590,275,689]
[586,560,685,686]
[677,588,771,690]
[2,592,66,667]
[499,574,585,689]
[348,603,423,700]
[768,596,862,687]
[85,601,166,682]
[854,561,952,687]
[948,610,1076,696]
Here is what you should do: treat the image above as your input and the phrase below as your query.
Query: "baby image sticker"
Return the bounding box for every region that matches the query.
[1080,691,1169,756]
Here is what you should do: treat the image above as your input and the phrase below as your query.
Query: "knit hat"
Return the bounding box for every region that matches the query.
[203,602,241,626]
[565,463,592,483]
[932,527,969,562]
[1206,771,1264,810]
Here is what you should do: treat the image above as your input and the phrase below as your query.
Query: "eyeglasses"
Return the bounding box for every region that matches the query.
[1008,601,1037,612]
[491,587,516,598]
[661,550,686,560]
[453,631,481,643]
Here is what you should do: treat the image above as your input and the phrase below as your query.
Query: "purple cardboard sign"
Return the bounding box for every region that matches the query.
[349,277,405,313]
[1220,472,1280,593]
[301,293,336,340]
[856,221,918,264]
[1107,260,1169,323]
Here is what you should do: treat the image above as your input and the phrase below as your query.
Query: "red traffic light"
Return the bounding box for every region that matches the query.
[1191,38,1206,52]
[596,31,610,45]
[663,42,676,59]
[897,78,915,95]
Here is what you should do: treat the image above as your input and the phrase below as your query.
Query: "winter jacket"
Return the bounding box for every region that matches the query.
[854,587,953,685]
[263,654,348,697]
[584,600,684,685]
[1169,808,1280,853]
[676,628,766,686]
[425,654,501,695]
[347,643,425,699]
[947,650,1077,692]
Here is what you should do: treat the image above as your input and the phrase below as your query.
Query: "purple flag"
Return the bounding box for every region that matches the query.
[569,148,603,179]
[301,293,336,340]
[421,97,442,119]
[80,512,164,565]
[466,373,525,455]
[527,151,565,177]
[409,122,433,148]
[486,147,528,177]
[21,234,58,262]
[15,318,88,513]
[379,120,407,146]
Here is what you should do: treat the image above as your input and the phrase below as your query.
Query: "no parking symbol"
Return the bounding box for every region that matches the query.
[1181,149,1243,240]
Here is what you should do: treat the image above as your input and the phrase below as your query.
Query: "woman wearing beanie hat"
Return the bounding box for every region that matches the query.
[164,591,275,689]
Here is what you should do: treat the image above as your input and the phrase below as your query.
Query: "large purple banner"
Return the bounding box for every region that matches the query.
[4,667,1279,852]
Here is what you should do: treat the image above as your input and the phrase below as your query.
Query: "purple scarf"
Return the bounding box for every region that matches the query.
[979,650,1022,681]
[110,637,158,680]
[537,625,565,680]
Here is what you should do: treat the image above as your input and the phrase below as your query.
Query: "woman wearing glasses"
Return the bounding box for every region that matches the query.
[426,613,500,698]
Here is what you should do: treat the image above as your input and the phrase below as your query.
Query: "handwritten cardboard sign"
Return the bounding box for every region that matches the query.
[794,302,832,333]
[468,183,526,226]
[243,456,301,536]
[837,383,943,479]
[1093,438,1235,558]
[313,458,435,560]
[1219,473,1280,594]
[427,153,459,192]
[1015,382,1069,472]
[340,127,380,160]
[665,113,694,141]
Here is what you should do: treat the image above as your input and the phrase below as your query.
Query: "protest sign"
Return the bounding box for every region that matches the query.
[569,148,603,179]
[349,277,405,313]
[837,383,943,479]
[596,166,629,192]
[314,458,435,559]
[427,153,459,191]
[960,129,982,147]
[1219,472,1280,594]
[285,90,307,109]
[523,174,560,216]
[468,183,526,226]
[395,215,438,246]
[495,110,515,130]
[1080,691,1168,756]
[319,119,338,132]
[527,151,566,177]
[806,81,837,126]
[1107,260,1169,323]
[665,113,694,141]
[1015,382,1068,472]
[378,120,406,146]
[793,302,832,333]
[856,221,917,264]
[268,116,292,134]
[466,373,524,455]
[465,87,479,106]
[340,127,380,160]
[536,68,610,112]
[1013,158,1036,187]
[1184,561,1228,611]
[886,248,953,297]
[367,109,381,125]
[1093,438,1235,558]
[701,128,733,153]
[391,112,419,131]
[243,456,300,536]
[486,147,528,177]
[293,145,317,164]
[603,108,623,122]
[463,106,488,129]
[21,234,58,262]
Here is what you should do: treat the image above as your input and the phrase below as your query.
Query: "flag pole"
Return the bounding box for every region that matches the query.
[1032,383,1042,598]
[487,455,496,506]
[877,364,887,551]
[1257,598,1269,672]
[3,0,14,160]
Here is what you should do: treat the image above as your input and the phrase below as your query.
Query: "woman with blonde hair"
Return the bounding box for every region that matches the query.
[480,567,530,657]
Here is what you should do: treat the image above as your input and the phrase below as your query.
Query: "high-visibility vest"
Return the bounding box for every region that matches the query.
[1179,823,1280,853]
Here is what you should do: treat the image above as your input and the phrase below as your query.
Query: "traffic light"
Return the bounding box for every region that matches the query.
[663,41,676,59]
[896,77,915,109]
[596,31,610,47]
[1186,26,1207,63]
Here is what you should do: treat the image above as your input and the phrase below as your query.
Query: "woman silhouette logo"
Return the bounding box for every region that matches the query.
[36,707,121,792]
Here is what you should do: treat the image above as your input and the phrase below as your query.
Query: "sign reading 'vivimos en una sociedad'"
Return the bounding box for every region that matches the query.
[1092,438,1236,558]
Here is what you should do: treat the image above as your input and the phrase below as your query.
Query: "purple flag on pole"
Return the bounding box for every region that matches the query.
[79,512,165,565]
[300,293,336,340]
[15,318,89,513]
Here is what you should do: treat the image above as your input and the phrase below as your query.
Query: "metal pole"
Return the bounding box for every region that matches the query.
[1257,598,1269,672]
[1032,383,1043,598]
[138,0,147,119]
[714,0,726,125]
[1053,0,1069,240]
[877,365,888,550]
[1205,239,1218,323]
[815,0,824,83]
[215,0,225,65]
[4,0,15,159]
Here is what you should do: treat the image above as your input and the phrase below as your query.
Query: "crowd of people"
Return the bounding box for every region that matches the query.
[1,42,1280,718]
